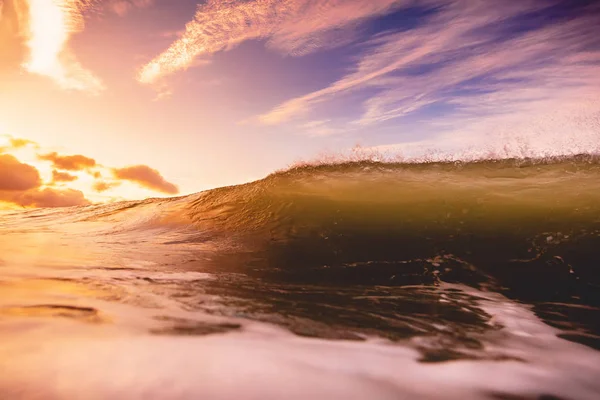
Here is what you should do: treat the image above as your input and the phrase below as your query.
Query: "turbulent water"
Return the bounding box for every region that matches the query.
[1,156,600,399]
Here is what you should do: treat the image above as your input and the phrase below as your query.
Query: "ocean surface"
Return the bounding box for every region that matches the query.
[1,156,600,399]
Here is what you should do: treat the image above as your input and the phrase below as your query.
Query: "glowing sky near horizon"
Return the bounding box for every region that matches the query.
[0,0,599,207]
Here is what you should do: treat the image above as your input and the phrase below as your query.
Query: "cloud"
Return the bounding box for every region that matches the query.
[8,187,90,207]
[38,152,97,171]
[92,180,120,192]
[107,0,153,17]
[0,0,28,72]
[300,120,347,137]
[354,13,600,127]
[251,1,600,158]
[139,0,599,151]
[52,169,78,183]
[0,135,38,152]
[257,1,554,124]
[0,153,89,207]
[9,137,37,148]
[138,0,406,84]
[2,136,177,203]
[20,0,103,92]
[0,153,41,191]
[112,165,179,194]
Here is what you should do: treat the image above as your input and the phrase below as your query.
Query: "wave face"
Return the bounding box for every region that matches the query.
[1,156,600,399]
[185,156,600,288]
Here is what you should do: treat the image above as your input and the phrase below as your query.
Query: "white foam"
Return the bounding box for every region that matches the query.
[1,287,600,400]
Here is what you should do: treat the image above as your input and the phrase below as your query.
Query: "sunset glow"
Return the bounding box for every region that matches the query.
[2,2,600,399]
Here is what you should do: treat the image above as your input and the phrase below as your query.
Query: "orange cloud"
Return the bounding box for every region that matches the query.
[52,169,78,183]
[113,165,179,194]
[9,137,37,149]
[92,180,120,193]
[0,136,38,152]
[0,0,28,73]
[9,188,90,208]
[0,153,89,207]
[38,152,96,171]
[0,154,41,191]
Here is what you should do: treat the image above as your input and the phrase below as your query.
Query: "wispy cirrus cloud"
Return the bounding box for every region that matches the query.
[137,0,599,146]
[258,1,583,124]
[300,120,349,137]
[249,0,600,157]
[19,0,104,92]
[2,0,155,90]
[106,0,152,16]
[354,12,600,127]
[138,0,408,84]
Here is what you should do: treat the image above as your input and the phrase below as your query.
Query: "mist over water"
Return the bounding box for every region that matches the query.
[1,154,600,399]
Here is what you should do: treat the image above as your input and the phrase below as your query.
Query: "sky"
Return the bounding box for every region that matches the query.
[0,0,599,208]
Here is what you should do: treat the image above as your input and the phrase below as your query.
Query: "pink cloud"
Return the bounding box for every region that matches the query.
[107,0,153,17]
[138,0,407,84]
[113,165,179,194]
[251,1,600,162]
